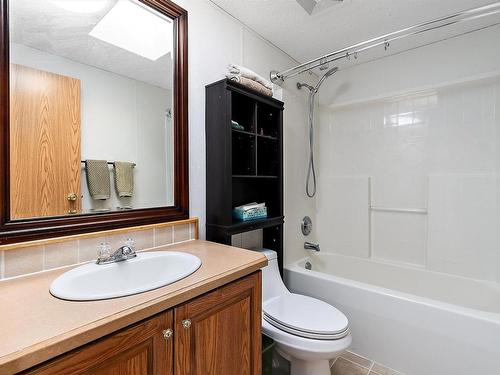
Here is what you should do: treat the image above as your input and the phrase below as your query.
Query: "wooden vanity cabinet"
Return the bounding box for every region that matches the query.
[23,311,173,375]
[22,272,261,375]
[175,271,262,375]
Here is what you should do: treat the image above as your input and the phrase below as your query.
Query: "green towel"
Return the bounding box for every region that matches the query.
[85,160,111,200]
[114,161,135,197]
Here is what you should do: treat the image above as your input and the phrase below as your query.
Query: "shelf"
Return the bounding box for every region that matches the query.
[257,134,277,140]
[232,91,256,133]
[232,175,278,179]
[232,131,255,175]
[232,128,278,141]
[232,128,255,137]
[208,216,284,235]
[257,137,279,176]
[206,79,283,274]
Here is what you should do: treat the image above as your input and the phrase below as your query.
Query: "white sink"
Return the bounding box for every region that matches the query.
[50,251,202,301]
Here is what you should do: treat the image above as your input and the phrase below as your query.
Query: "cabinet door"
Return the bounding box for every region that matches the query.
[24,311,173,375]
[175,272,262,375]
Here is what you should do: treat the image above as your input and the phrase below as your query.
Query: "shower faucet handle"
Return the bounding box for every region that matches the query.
[301,216,313,236]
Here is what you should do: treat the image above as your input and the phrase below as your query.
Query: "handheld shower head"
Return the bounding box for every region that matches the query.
[314,67,338,92]
[325,66,339,77]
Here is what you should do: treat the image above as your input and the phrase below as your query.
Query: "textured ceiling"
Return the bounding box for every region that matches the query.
[10,0,173,89]
[210,0,499,72]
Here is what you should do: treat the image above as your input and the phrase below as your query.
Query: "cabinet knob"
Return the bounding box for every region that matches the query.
[67,193,77,201]
[181,319,191,329]
[163,328,173,340]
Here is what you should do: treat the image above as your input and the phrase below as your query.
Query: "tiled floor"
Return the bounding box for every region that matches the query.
[263,341,404,375]
[330,352,404,375]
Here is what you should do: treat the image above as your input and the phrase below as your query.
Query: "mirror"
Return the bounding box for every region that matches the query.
[0,0,189,244]
[9,0,175,219]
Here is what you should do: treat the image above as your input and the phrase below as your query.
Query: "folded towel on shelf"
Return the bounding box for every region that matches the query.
[85,160,111,200]
[231,120,245,130]
[226,74,273,97]
[227,64,273,90]
[114,161,135,197]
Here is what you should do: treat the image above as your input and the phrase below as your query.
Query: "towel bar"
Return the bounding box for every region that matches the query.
[81,161,136,167]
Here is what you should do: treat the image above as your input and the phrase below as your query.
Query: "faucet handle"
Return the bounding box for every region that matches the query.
[97,242,111,260]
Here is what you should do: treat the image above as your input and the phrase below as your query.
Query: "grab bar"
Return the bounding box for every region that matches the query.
[370,206,428,214]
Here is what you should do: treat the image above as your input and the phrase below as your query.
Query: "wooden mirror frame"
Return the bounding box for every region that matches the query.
[0,0,189,245]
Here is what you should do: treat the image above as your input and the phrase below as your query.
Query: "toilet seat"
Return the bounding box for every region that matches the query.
[263,293,349,340]
[262,318,352,360]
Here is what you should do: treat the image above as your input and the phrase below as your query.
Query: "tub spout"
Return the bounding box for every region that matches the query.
[304,242,320,252]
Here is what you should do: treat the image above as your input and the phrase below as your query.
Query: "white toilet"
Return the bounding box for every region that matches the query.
[259,249,351,375]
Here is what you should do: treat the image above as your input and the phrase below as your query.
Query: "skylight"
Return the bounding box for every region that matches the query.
[89,0,172,61]
[296,0,343,15]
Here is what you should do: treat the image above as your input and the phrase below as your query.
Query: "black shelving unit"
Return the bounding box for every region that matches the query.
[205,79,284,275]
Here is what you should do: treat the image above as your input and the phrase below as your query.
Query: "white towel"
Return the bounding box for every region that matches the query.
[226,74,273,97]
[227,64,273,90]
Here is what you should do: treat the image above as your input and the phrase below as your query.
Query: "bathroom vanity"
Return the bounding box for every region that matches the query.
[0,241,266,375]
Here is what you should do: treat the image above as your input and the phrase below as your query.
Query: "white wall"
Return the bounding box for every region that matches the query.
[11,43,173,212]
[316,25,500,282]
[173,0,316,262]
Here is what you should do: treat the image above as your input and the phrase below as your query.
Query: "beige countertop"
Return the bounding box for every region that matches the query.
[0,240,267,374]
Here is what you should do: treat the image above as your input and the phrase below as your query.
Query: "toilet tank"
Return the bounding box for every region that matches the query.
[257,249,289,302]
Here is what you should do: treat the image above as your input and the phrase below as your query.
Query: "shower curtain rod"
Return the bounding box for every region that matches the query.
[270,2,500,84]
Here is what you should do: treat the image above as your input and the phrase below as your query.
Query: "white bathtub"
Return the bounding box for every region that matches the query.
[285,253,500,375]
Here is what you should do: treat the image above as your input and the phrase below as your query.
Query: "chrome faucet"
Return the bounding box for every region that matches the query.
[96,239,137,265]
[304,242,320,252]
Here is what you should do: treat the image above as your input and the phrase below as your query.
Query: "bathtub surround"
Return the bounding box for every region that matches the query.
[317,70,500,282]
[0,219,198,280]
[312,25,500,282]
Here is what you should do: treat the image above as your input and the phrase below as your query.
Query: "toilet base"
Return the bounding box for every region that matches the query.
[290,358,331,375]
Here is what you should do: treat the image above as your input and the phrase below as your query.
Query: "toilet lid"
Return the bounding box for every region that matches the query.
[263,294,349,338]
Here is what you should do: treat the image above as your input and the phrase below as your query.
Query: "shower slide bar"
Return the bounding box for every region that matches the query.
[270,2,500,84]
[370,206,428,214]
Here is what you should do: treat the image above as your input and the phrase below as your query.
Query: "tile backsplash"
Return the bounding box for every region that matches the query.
[0,218,198,280]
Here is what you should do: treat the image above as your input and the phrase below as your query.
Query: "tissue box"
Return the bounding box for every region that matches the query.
[233,206,267,221]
